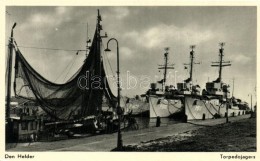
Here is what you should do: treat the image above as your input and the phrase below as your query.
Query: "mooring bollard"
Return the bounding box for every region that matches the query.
[156,116,161,127]
[183,114,187,123]
[202,113,205,120]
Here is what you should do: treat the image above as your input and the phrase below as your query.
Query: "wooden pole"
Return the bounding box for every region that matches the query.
[6,22,16,119]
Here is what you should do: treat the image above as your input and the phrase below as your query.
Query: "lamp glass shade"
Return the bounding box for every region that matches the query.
[104,48,111,52]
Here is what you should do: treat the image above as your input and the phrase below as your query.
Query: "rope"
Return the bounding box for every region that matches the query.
[166,100,172,115]
[101,42,116,77]
[16,85,30,96]
[102,47,112,81]
[218,102,224,113]
[54,52,78,82]
[62,55,78,82]
[157,98,184,116]
[150,96,158,117]
[167,100,182,115]
[185,98,197,119]
[169,101,182,109]
[13,45,87,52]
[202,100,214,117]
[209,102,219,112]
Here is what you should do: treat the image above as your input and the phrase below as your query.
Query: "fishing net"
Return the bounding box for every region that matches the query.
[14,30,117,120]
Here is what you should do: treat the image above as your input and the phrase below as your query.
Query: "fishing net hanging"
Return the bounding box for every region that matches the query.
[14,30,117,120]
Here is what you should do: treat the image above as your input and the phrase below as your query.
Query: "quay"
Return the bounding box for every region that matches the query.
[7,114,250,152]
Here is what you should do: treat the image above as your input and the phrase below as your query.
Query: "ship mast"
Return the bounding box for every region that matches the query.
[96,9,102,77]
[232,77,235,97]
[96,9,107,112]
[184,45,200,83]
[189,46,194,81]
[158,47,174,91]
[211,42,231,82]
[86,22,91,57]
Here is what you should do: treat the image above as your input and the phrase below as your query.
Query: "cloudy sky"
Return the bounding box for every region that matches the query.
[5,6,256,104]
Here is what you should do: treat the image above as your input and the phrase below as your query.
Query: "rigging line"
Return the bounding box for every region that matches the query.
[104,56,115,82]
[209,101,219,112]
[101,47,116,96]
[62,53,78,82]
[104,52,115,77]
[7,43,87,52]
[101,42,116,77]
[101,43,109,74]
[169,102,182,109]
[185,98,197,119]
[54,52,78,82]
[150,96,158,117]
[101,43,112,74]
[102,53,111,88]
[202,100,214,116]
[166,100,174,115]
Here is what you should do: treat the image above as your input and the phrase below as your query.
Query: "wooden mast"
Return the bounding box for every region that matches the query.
[86,22,91,56]
[97,9,102,79]
[96,9,107,112]
[96,9,102,112]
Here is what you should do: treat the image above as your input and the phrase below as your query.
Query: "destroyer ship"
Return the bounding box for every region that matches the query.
[181,43,248,120]
[146,44,248,120]
[146,48,184,119]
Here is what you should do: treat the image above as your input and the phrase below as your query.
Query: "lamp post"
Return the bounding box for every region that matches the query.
[104,38,123,150]
[6,22,17,119]
[226,93,229,123]
[250,94,252,112]
[224,84,229,123]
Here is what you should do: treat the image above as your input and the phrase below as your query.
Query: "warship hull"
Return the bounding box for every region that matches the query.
[184,96,247,120]
[125,99,149,116]
[149,95,183,118]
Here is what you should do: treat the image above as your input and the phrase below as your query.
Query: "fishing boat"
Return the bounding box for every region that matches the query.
[6,10,127,141]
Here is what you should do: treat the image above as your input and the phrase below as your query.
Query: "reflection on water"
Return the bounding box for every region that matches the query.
[134,117,180,129]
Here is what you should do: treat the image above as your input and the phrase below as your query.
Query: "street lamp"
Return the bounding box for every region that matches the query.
[249,94,252,112]
[226,93,229,123]
[223,84,229,123]
[104,38,123,150]
[6,22,17,119]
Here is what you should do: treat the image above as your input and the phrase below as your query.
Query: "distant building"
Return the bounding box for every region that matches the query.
[6,97,45,142]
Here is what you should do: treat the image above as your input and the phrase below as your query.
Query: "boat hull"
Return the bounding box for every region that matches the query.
[149,95,183,118]
[185,96,220,120]
[125,99,149,116]
[184,96,247,120]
